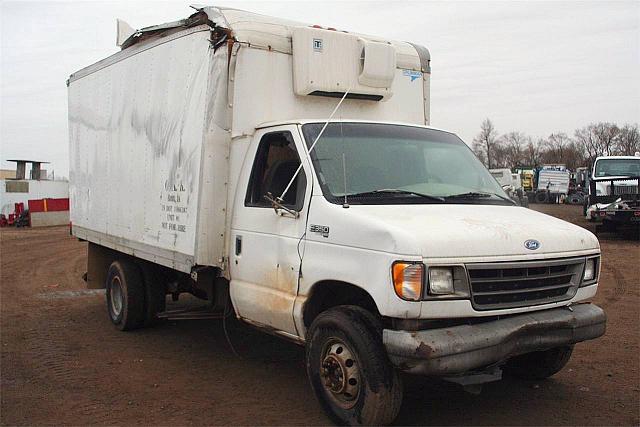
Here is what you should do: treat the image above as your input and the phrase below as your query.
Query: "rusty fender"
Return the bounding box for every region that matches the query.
[383,303,606,376]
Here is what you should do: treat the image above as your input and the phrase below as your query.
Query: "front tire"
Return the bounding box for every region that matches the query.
[106,260,145,331]
[504,345,574,380]
[306,306,402,426]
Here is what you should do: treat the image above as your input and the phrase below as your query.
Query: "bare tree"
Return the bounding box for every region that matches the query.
[593,122,620,156]
[616,123,640,155]
[524,139,541,166]
[499,131,528,168]
[562,141,586,170]
[574,122,621,165]
[491,142,510,168]
[472,121,637,171]
[574,124,601,166]
[543,133,571,163]
[473,119,498,168]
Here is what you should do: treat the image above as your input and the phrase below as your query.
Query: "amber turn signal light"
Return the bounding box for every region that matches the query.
[392,262,424,301]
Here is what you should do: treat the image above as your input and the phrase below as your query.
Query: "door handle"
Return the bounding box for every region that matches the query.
[235,235,242,256]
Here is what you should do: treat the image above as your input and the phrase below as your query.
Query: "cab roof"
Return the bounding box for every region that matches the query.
[594,155,640,161]
[255,119,454,136]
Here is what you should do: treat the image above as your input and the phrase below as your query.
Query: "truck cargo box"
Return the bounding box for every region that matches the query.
[68,7,431,274]
[69,25,222,272]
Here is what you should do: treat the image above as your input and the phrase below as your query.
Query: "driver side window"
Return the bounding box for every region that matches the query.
[245,131,307,211]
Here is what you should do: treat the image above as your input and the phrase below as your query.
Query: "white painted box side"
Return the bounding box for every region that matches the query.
[69,30,212,265]
[231,48,428,139]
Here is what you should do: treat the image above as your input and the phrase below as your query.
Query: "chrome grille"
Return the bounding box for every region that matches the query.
[466,258,585,310]
[612,185,638,196]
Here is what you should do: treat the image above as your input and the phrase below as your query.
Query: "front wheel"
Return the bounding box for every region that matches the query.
[504,345,574,380]
[306,306,402,426]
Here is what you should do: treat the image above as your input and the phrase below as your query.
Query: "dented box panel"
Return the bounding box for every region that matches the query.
[69,29,217,270]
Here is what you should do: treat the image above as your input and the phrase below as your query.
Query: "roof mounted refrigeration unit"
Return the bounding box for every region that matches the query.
[292,27,397,101]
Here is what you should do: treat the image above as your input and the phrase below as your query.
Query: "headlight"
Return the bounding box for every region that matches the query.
[392,262,424,301]
[428,267,455,295]
[582,257,599,284]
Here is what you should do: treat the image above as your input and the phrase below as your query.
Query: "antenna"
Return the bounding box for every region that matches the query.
[340,121,349,208]
[342,153,349,208]
[278,89,351,202]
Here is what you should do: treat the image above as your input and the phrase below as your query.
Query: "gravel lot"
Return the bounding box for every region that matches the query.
[1,204,638,426]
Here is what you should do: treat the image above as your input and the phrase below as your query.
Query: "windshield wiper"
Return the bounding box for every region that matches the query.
[445,191,516,205]
[347,189,445,202]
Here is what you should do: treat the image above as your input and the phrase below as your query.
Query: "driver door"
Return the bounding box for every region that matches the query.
[229,125,311,336]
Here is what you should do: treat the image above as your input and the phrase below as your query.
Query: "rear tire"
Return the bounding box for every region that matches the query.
[504,345,574,380]
[567,194,582,205]
[106,260,145,331]
[535,191,549,204]
[306,306,402,426]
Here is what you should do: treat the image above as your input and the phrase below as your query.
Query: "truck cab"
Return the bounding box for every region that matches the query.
[229,119,605,423]
[585,154,640,231]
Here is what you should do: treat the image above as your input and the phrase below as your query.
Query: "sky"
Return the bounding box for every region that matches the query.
[1,0,639,177]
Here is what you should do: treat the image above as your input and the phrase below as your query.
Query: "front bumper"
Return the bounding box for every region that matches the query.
[383,303,606,375]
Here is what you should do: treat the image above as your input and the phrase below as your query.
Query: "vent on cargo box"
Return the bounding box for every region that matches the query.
[292,27,396,101]
[309,91,384,101]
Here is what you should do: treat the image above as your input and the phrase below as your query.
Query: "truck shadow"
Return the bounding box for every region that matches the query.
[397,374,574,425]
[136,313,576,426]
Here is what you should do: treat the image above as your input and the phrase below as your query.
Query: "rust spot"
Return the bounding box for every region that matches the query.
[415,342,433,358]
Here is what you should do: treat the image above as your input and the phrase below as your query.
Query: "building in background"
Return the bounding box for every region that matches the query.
[0,159,69,226]
[0,169,16,180]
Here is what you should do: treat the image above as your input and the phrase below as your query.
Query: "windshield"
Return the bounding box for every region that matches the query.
[301,122,509,205]
[594,158,640,178]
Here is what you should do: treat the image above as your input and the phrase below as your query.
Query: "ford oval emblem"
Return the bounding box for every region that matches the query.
[524,239,541,250]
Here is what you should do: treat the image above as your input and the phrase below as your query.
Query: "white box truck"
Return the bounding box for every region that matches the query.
[584,154,640,233]
[68,7,606,425]
[534,164,571,204]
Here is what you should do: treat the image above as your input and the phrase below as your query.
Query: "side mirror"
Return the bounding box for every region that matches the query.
[264,192,300,219]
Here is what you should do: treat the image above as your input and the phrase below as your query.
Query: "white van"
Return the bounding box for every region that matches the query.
[68,7,606,425]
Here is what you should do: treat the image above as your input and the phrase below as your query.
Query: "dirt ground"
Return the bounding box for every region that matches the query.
[1,204,638,426]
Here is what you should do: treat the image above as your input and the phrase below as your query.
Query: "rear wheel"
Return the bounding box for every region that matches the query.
[306,306,402,426]
[567,194,583,205]
[504,345,574,380]
[106,260,145,331]
[535,191,549,204]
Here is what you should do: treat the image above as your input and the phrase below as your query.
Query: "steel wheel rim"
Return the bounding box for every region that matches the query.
[320,337,361,409]
[110,276,123,317]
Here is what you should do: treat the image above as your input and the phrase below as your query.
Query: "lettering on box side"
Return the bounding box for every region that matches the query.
[160,179,188,233]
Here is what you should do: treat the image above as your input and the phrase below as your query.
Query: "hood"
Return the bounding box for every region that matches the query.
[340,204,599,259]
